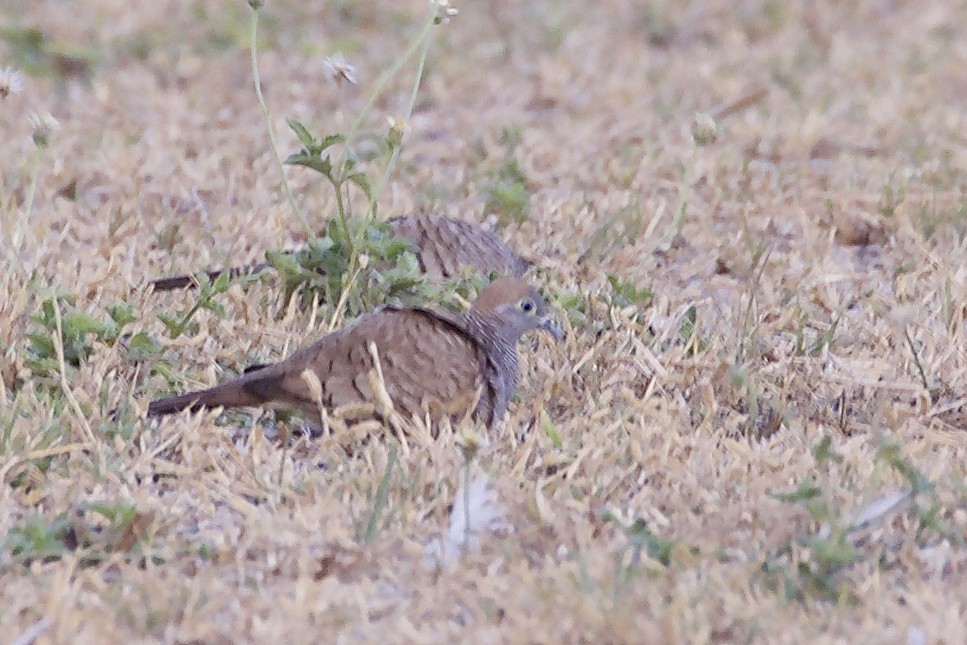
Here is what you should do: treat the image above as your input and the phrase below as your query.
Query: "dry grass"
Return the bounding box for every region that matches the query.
[2,0,967,642]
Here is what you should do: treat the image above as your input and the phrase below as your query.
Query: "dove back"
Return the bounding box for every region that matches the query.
[392,215,532,279]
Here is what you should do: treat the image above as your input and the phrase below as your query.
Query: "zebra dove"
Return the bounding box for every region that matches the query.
[149,215,532,291]
[146,278,562,430]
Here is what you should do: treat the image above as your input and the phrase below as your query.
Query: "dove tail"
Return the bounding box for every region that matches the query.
[147,378,273,417]
[146,365,293,417]
[149,261,274,291]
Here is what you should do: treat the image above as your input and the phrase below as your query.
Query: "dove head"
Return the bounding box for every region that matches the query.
[468,278,564,343]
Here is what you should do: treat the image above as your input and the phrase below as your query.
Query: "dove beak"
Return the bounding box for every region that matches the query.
[538,316,565,342]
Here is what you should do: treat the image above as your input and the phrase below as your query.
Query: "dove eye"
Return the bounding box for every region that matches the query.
[519,298,535,313]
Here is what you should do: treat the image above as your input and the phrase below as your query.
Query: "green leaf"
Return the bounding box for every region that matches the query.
[600,513,683,568]
[202,301,226,318]
[5,512,75,564]
[286,117,316,149]
[306,235,336,255]
[211,268,231,292]
[877,441,933,494]
[484,182,530,225]
[679,305,698,342]
[266,250,305,276]
[127,332,162,358]
[624,518,676,566]
[63,311,112,337]
[317,133,345,154]
[380,236,414,262]
[285,153,334,178]
[156,313,196,339]
[341,155,357,172]
[541,410,563,448]
[346,172,373,200]
[810,536,858,569]
[25,332,56,360]
[769,483,822,504]
[607,275,653,307]
[106,303,136,329]
[811,435,844,464]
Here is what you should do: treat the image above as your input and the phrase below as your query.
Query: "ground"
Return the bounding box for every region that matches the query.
[1,0,967,643]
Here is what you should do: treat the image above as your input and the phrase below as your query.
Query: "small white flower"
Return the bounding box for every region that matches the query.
[28,110,60,148]
[431,0,458,24]
[0,66,24,100]
[690,112,717,146]
[385,116,409,136]
[322,54,357,86]
[385,116,409,148]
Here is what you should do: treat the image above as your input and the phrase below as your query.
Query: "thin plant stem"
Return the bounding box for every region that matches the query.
[369,26,433,220]
[338,11,436,289]
[339,13,436,203]
[249,6,312,238]
[673,147,696,236]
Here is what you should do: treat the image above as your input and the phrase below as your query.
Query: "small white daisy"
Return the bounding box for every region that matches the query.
[322,54,357,86]
[0,65,24,100]
[28,110,60,148]
[431,0,458,24]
